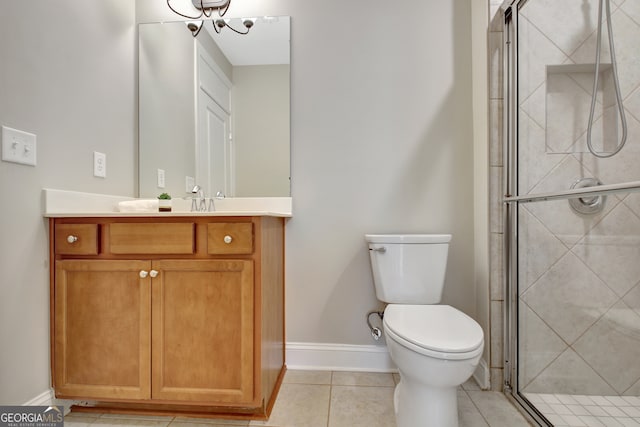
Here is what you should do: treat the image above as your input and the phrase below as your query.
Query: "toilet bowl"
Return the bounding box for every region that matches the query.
[365,234,484,427]
[384,304,483,427]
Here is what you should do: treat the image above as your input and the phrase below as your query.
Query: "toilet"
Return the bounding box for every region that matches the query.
[365,234,484,427]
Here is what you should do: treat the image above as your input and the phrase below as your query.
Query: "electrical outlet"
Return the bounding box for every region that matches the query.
[157,169,166,188]
[93,152,106,178]
[2,126,37,166]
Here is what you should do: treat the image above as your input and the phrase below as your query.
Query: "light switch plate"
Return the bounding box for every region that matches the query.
[93,152,106,178]
[2,126,37,166]
[157,169,166,188]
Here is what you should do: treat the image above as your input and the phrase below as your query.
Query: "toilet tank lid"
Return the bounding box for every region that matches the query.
[365,234,452,244]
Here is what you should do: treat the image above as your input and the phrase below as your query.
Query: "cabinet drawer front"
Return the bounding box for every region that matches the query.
[207,223,253,255]
[110,223,195,254]
[55,224,99,255]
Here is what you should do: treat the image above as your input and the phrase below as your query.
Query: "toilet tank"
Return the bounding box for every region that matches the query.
[365,234,451,304]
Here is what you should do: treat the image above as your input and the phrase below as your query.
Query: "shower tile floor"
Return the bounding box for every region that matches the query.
[62,370,533,427]
[525,393,640,426]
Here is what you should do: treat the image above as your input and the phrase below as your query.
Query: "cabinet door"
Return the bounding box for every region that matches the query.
[151,260,255,404]
[54,260,151,400]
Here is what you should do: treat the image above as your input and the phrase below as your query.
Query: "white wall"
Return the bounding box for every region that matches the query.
[139,0,476,344]
[0,0,477,403]
[0,2,136,404]
[233,65,290,197]
[139,22,195,198]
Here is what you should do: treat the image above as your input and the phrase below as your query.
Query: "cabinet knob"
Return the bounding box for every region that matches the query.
[223,235,233,244]
[139,270,149,278]
[67,235,78,243]
[150,270,159,278]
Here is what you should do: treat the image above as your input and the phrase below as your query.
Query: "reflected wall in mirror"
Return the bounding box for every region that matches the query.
[138,17,290,198]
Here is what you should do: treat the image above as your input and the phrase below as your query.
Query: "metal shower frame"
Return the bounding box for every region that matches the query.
[500,0,640,425]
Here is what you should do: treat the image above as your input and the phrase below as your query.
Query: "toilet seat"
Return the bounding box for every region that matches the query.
[383,304,484,361]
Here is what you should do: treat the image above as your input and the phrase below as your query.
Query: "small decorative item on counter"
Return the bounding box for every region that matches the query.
[157,193,172,212]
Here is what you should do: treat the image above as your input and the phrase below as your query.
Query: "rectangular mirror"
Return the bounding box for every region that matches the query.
[138,16,290,198]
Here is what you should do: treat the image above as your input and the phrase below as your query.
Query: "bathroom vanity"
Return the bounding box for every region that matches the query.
[47,212,286,419]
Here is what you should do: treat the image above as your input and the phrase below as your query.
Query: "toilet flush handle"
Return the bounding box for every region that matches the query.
[370,246,386,253]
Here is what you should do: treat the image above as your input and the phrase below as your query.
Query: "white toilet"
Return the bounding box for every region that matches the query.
[365,234,484,427]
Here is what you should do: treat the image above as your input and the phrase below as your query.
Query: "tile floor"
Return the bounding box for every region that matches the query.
[526,393,640,426]
[63,370,533,427]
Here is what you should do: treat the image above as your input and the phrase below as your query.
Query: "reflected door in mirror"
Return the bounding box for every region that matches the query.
[196,42,232,197]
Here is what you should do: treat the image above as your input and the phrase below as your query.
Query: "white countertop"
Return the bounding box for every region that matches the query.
[43,189,292,218]
[45,211,291,218]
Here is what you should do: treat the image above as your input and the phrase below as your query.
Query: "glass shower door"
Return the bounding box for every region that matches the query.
[503,0,640,425]
[513,191,640,425]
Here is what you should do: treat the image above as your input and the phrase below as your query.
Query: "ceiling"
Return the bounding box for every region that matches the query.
[202,16,290,66]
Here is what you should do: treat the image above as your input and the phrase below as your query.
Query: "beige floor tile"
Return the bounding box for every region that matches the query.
[170,422,249,427]
[331,371,395,387]
[65,413,102,420]
[99,414,174,422]
[63,414,102,427]
[92,419,171,427]
[64,422,99,427]
[459,394,490,427]
[467,391,532,427]
[463,378,482,391]
[171,418,249,426]
[249,383,330,427]
[65,412,102,419]
[283,369,332,385]
[328,385,395,427]
[59,372,533,427]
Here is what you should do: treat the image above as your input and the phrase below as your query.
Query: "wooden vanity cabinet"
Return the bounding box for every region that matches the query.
[49,216,285,419]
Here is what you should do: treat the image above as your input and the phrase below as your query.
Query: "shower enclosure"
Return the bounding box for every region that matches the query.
[502,0,640,425]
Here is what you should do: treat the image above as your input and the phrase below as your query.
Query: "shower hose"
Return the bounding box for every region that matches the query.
[586,0,628,158]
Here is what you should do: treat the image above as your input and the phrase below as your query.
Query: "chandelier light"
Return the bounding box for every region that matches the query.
[167,0,254,37]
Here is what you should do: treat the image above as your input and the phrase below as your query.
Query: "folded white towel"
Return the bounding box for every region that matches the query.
[117,199,159,212]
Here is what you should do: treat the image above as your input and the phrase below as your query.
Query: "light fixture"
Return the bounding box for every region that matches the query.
[185,20,202,36]
[213,17,255,35]
[167,0,255,37]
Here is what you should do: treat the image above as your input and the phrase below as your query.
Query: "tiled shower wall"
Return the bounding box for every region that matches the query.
[489,0,640,395]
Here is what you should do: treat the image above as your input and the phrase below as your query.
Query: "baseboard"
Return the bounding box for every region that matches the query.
[22,389,73,415]
[473,358,490,390]
[23,389,54,406]
[286,342,396,372]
